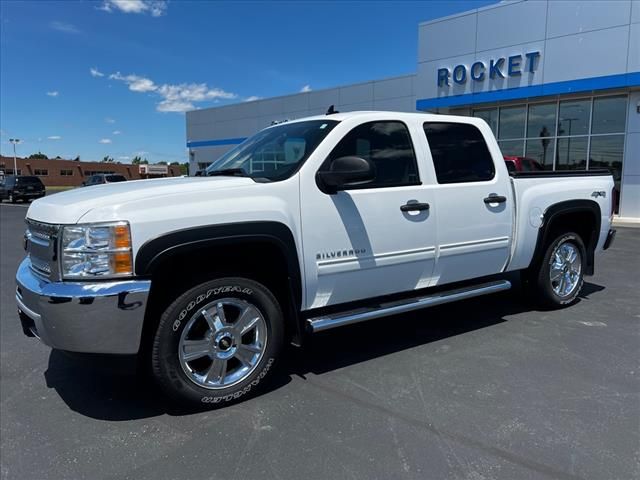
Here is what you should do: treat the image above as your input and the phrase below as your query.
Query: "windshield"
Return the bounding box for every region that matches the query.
[205,120,339,181]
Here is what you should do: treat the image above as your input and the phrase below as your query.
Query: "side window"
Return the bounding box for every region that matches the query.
[423,122,495,184]
[325,121,420,188]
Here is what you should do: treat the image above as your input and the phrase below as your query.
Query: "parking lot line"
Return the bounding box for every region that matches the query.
[0,203,29,208]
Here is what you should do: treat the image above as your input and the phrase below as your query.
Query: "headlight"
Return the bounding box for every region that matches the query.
[61,222,133,279]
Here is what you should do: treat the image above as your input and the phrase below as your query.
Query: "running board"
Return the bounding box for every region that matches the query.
[307,280,511,333]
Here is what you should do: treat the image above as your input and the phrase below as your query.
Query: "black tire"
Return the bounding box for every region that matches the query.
[532,232,586,308]
[151,277,284,408]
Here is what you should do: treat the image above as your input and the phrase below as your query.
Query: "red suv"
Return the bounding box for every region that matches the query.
[503,156,544,173]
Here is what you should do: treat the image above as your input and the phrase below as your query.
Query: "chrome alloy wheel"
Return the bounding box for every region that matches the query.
[178,298,267,390]
[549,241,582,298]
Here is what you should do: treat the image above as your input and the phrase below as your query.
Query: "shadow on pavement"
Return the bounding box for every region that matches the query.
[43,276,605,421]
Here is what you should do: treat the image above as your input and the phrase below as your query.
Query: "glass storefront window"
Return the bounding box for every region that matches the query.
[589,134,624,181]
[589,134,624,213]
[591,96,627,134]
[473,108,498,137]
[527,103,556,139]
[556,137,588,170]
[498,105,525,139]
[558,99,590,136]
[525,138,554,170]
[498,140,524,157]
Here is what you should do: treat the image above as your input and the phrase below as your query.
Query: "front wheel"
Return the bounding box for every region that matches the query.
[532,232,586,307]
[151,277,284,407]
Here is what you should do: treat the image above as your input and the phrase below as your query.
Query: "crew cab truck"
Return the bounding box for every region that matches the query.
[16,111,616,407]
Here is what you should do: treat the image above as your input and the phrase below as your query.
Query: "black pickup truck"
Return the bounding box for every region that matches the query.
[0,175,46,203]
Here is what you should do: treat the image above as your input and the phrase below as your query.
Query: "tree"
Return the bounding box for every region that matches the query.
[170,161,189,175]
[73,156,80,161]
[131,156,148,164]
[157,161,167,165]
[102,156,114,163]
[29,152,48,159]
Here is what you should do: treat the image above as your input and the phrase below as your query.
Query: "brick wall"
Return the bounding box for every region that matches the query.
[0,157,182,187]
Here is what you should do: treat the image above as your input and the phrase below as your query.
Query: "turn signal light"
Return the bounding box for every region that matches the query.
[114,224,131,249]
[112,252,133,275]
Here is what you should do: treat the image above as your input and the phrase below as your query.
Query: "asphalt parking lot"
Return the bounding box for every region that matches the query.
[1,202,638,480]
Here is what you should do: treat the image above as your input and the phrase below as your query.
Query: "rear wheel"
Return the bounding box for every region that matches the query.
[532,232,585,307]
[151,277,284,407]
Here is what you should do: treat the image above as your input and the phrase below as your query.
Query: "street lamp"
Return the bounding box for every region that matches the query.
[9,138,20,175]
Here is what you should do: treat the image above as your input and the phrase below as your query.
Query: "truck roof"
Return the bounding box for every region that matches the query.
[283,110,478,125]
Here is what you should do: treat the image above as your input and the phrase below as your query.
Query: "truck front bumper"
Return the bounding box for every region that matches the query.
[15,258,151,354]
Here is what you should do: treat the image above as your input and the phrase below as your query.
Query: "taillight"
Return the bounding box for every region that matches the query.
[611,187,615,217]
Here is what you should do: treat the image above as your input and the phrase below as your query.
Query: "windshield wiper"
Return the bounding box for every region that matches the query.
[207,168,248,177]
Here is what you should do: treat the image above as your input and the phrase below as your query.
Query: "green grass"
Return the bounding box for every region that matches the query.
[46,186,76,193]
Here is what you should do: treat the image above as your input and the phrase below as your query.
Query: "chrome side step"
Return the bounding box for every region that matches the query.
[307,280,511,333]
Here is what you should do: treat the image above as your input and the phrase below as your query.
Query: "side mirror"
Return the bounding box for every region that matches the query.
[316,156,375,194]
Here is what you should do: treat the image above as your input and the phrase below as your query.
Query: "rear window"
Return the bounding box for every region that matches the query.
[106,175,127,182]
[423,122,495,184]
[16,176,43,185]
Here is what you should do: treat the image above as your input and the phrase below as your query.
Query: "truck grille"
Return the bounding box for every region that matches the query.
[25,219,60,280]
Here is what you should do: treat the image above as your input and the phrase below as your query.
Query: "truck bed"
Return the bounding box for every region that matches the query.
[507,169,614,272]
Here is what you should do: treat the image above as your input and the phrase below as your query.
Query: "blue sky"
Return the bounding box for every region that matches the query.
[0,0,492,164]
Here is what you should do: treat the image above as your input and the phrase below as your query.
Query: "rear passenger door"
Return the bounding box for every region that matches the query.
[300,120,438,309]
[422,121,513,285]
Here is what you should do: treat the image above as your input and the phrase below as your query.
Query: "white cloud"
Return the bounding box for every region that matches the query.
[105,117,116,124]
[47,135,62,140]
[118,156,130,160]
[244,96,261,102]
[99,0,167,17]
[46,91,59,97]
[109,72,157,92]
[108,71,238,113]
[99,138,112,144]
[50,21,81,34]
[112,130,122,135]
[300,85,312,92]
[90,67,105,78]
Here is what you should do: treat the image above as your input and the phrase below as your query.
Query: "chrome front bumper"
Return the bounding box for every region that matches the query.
[15,258,151,354]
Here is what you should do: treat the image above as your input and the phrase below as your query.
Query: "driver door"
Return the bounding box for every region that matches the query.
[300,119,438,309]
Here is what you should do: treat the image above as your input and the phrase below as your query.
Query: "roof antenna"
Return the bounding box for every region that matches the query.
[326,105,339,115]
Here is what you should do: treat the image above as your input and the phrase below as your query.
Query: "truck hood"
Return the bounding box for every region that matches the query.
[26,176,255,224]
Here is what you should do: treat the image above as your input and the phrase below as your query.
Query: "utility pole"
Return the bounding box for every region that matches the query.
[9,138,20,175]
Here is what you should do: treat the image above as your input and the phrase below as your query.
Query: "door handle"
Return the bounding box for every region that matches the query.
[400,202,430,212]
[483,195,507,204]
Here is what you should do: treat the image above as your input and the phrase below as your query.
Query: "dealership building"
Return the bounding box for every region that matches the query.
[186,0,640,220]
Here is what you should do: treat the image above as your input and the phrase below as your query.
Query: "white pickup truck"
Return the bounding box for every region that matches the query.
[16,111,616,407]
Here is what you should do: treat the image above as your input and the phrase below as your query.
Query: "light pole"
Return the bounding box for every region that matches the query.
[9,138,20,175]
